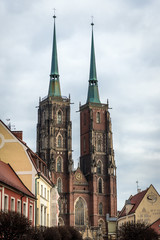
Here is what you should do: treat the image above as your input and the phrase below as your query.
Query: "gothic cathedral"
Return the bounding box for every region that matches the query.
[37,15,117,239]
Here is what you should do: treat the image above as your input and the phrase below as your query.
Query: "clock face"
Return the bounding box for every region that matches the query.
[76,173,82,181]
[147,193,157,204]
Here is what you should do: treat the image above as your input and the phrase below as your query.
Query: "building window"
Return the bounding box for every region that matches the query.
[98,140,101,152]
[98,178,103,194]
[97,161,102,174]
[57,110,62,124]
[17,200,21,214]
[4,195,8,212]
[44,207,47,226]
[37,182,39,195]
[11,198,15,211]
[41,185,43,197]
[29,205,33,221]
[47,190,49,200]
[57,157,62,172]
[57,178,62,193]
[99,202,103,215]
[57,135,62,148]
[41,205,43,226]
[23,202,26,216]
[75,198,85,226]
[44,188,46,199]
[96,112,100,123]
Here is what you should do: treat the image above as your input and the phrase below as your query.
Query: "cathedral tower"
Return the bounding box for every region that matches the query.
[80,22,117,227]
[37,15,73,224]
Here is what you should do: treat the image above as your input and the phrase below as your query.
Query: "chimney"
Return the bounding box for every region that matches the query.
[12,131,23,140]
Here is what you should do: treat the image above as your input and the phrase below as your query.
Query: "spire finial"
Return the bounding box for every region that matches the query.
[91,16,94,27]
[53,8,56,19]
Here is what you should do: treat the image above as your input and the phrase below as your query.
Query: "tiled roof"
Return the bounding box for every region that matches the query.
[0,160,35,199]
[150,218,160,235]
[119,189,148,218]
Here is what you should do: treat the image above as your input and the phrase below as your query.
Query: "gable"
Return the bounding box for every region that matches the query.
[74,168,88,185]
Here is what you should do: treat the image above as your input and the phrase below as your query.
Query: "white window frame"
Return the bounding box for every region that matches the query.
[11,197,15,212]
[23,202,27,217]
[29,204,33,221]
[4,194,8,212]
[41,185,43,197]
[17,200,21,214]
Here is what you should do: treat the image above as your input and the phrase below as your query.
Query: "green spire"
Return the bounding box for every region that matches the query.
[87,22,100,104]
[48,15,61,97]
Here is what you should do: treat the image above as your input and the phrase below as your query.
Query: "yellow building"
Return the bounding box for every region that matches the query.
[0,119,59,227]
[118,185,160,227]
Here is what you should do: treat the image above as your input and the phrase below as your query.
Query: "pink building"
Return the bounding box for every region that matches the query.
[0,160,36,225]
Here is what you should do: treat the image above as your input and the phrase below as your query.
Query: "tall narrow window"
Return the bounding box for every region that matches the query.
[57,157,62,172]
[17,200,21,214]
[29,205,33,221]
[4,195,8,212]
[96,112,100,123]
[11,198,15,211]
[97,161,102,174]
[23,202,26,216]
[58,135,62,148]
[99,202,103,215]
[57,110,62,124]
[57,178,62,193]
[75,198,85,226]
[98,140,101,152]
[98,178,102,193]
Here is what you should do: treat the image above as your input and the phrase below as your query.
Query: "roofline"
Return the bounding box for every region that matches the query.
[118,213,135,221]
[0,180,36,200]
[8,163,36,199]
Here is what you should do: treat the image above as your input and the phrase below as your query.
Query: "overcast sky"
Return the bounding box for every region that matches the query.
[0,0,160,210]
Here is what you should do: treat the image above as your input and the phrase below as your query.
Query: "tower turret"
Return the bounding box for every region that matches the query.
[48,15,61,97]
[87,22,100,104]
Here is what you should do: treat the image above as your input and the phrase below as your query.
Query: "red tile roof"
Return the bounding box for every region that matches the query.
[0,160,35,199]
[119,189,148,218]
[150,218,160,235]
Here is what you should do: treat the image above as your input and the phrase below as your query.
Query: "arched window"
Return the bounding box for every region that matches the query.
[97,161,102,174]
[57,157,62,172]
[57,110,62,124]
[96,112,100,123]
[57,178,62,193]
[99,202,103,215]
[58,135,62,148]
[98,178,103,193]
[75,198,84,226]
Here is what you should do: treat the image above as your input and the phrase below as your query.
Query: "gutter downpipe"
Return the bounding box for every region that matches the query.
[35,172,41,227]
